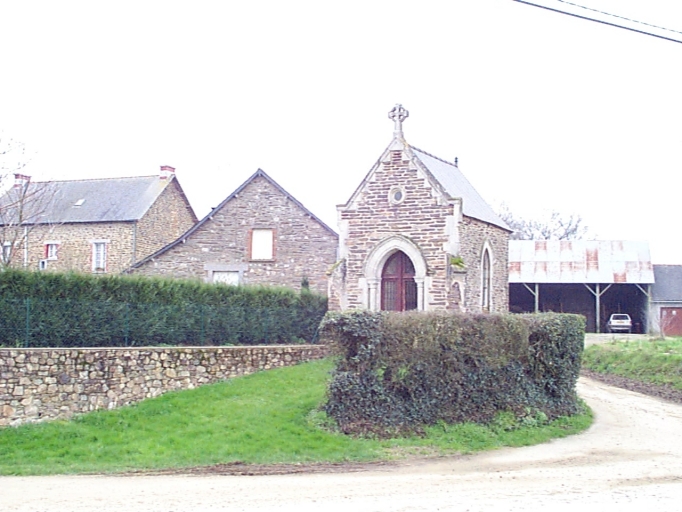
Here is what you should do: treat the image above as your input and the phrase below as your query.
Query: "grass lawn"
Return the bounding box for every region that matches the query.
[0,359,592,476]
[583,337,682,389]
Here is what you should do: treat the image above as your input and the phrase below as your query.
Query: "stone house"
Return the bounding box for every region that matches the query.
[129,169,339,296]
[0,166,197,274]
[649,265,682,336]
[329,105,511,312]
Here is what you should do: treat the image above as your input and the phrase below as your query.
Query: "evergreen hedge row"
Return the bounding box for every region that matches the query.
[320,310,584,435]
[0,270,327,347]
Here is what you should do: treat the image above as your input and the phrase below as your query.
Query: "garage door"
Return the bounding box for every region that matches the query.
[661,308,682,336]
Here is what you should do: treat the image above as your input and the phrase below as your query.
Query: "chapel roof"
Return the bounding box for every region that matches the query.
[410,146,508,229]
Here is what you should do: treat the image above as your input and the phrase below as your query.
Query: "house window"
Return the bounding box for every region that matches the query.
[2,243,11,265]
[45,243,59,260]
[250,229,274,260]
[92,242,107,272]
[205,263,248,286]
[481,249,491,312]
[212,271,241,286]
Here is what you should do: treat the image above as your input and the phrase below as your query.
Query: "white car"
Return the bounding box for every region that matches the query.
[607,313,632,333]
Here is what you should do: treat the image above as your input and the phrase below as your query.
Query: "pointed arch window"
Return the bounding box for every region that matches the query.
[481,249,491,312]
[381,251,417,311]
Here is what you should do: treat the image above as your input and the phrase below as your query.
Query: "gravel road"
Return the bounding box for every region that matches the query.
[3,372,682,511]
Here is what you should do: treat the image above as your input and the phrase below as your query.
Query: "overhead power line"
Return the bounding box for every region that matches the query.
[513,0,682,44]
[557,0,682,36]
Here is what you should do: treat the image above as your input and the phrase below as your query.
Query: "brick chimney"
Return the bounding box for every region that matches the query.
[159,165,175,180]
[14,173,30,189]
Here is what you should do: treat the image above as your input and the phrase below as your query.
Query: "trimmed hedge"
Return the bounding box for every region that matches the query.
[0,269,327,347]
[320,310,584,435]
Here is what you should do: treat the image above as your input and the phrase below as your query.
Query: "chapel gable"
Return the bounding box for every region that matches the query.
[330,105,510,313]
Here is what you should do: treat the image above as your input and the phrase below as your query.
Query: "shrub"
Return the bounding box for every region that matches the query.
[320,311,584,435]
[0,269,327,347]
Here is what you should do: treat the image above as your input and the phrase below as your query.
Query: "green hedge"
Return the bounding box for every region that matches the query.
[320,310,584,435]
[0,270,327,347]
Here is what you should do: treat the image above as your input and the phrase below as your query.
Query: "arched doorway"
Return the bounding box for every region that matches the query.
[381,251,418,311]
[363,235,427,311]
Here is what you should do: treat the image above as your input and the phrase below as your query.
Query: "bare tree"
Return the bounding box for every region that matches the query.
[0,135,56,269]
[0,135,30,185]
[498,204,589,241]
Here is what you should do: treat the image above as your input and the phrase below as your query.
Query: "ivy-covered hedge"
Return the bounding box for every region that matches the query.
[0,270,327,347]
[320,310,584,435]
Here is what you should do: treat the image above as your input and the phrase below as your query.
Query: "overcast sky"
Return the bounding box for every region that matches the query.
[1,0,680,264]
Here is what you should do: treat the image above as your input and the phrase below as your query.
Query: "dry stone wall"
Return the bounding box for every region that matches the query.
[0,345,325,427]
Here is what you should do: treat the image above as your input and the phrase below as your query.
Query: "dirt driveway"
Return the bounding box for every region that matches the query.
[583,332,651,347]
[3,373,682,511]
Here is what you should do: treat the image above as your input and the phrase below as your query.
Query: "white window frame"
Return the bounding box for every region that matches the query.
[45,242,60,260]
[204,263,248,285]
[212,270,241,286]
[91,241,108,273]
[388,186,406,205]
[2,242,11,265]
[250,228,274,261]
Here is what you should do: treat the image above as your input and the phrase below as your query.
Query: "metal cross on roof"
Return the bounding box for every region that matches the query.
[388,104,409,136]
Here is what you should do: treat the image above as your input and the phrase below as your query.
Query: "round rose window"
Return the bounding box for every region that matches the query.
[389,187,405,205]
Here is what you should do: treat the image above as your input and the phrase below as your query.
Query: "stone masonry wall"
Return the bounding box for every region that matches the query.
[134,178,197,262]
[0,345,325,426]
[459,216,509,313]
[338,148,457,310]
[132,175,338,296]
[334,145,510,313]
[25,222,135,274]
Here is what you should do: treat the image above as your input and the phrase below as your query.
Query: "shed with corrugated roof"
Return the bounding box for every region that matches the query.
[508,240,654,332]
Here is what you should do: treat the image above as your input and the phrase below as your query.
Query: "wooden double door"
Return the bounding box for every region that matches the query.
[381,251,417,311]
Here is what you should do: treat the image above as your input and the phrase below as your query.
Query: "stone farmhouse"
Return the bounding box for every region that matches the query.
[128,169,339,296]
[649,265,682,336]
[0,166,197,274]
[329,105,511,312]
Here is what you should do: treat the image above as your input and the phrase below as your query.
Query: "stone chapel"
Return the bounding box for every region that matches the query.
[328,105,511,313]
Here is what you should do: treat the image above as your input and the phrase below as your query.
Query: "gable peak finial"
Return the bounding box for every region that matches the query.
[388,104,409,137]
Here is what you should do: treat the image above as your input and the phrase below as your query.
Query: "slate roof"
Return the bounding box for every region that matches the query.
[340,137,509,231]
[652,265,682,302]
[410,147,508,230]
[1,175,179,224]
[508,240,655,284]
[129,168,337,270]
